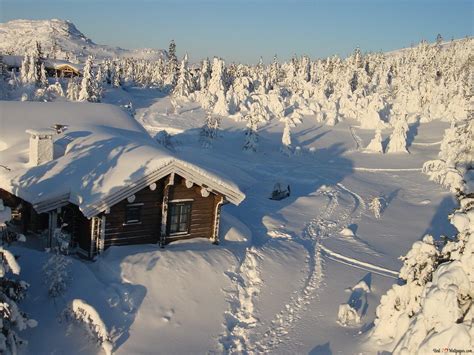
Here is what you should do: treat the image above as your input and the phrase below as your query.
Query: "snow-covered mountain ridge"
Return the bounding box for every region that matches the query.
[0,19,166,62]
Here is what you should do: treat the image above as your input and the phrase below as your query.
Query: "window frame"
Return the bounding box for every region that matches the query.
[167,201,193,236]
[123,203,144,226]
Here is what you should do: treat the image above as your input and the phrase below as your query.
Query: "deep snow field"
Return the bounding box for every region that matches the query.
[6,86,459,355]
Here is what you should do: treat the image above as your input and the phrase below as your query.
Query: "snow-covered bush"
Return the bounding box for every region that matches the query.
[51,224,72,255]
[398,235,440,286]
[369,196,384,219]
[365,129,384,154]
[338,280,370,326]
[63,299,113,355]
[42,252,72,298]
[200,114,220,149]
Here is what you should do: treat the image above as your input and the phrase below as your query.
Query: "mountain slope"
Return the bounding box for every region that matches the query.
[0,19,166,62]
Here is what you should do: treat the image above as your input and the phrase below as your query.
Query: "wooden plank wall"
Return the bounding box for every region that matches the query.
[103,174,222,247]
[167,175,218,241]
[104,179,164,247]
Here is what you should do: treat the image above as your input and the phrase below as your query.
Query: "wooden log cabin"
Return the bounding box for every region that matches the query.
[0,101,245,258]
[2,55,82,78]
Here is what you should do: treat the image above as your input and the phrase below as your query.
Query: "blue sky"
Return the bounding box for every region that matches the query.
[1,0,472,63]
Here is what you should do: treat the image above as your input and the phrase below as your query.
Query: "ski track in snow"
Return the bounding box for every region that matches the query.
[248,182,398,353]
[320,246,398,278]
[252,184,363,352]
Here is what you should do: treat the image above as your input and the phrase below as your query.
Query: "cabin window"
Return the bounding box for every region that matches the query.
[124,203,143,225]
[168,202,192,235]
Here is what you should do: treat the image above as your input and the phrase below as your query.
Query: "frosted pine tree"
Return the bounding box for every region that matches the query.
[269,55,280,90]
[207,57,229,115]
[0,246,37,354]
[19,54,29,85]
[199,58,211,91]
[39,63,48,88]
[280,120,293,155]
[173,53,192,98]
[386,115,409,153]
[243,102,262,152]
[66,78,79,101]
[369,196,383,218]
[423,118,473,193]
[78,56,98,102]
[165,40,178,89]
[27,55,38,86]
[365,129,384,153]
[94,68,103,101]
[43,252,72,298]
[200,113,220,148]
[112,63,122,88]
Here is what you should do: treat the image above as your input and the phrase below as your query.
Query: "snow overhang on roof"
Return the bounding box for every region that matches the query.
[0,101,245,218]
[33,159,245,218]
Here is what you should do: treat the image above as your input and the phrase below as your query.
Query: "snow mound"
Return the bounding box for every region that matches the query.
[340,227,355,237]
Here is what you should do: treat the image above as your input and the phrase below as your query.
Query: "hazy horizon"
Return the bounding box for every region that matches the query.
[1,0,472,63]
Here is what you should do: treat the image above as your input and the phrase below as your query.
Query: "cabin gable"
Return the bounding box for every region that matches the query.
[94,173,225,256]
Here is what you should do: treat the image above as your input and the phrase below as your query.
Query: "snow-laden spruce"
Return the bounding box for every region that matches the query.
[365,129,384,154]
[371,171,474,353]
[423,116,473,193]
[386,115,409,154]
[0,205,37,355]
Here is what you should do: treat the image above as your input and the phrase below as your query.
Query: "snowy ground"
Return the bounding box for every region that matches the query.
[11,89,456,354]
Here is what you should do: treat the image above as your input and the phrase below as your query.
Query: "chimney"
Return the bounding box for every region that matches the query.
[26,129,54,166]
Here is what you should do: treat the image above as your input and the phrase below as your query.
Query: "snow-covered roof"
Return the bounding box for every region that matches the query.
[0,101,245,218]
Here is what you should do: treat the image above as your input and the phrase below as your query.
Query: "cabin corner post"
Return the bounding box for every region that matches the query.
[90,215,105,258]
[47,209,58,248]
[211,196,224,245]
[160,173,175,247]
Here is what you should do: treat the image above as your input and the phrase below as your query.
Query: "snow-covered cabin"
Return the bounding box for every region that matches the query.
[0,101,245,258]
[3,55,83,77]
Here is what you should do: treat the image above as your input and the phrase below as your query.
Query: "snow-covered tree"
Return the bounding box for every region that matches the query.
[369,196,384,218]
[280,120,292,155]
[165,39,178,89]
[78,56,99,102]
[66,78,79,101]
[39,63,48,88]
[243,102,261,152]
[199,58,211,91]
[0,205,37,355]
[43,252,71,298]
[386,115,409,153]
[423,118,473,193]
[200,113,220,148]
[365,129,384,153]
[173,53,192,98]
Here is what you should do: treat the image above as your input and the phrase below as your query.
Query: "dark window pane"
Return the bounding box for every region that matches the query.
[168,202,192,235]
[125,204,142,224]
